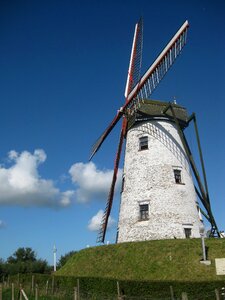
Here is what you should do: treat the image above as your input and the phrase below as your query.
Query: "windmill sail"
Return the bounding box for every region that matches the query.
[126,20,189,114]
[96,18,144,243]
[90,19,143,161]
[125,17,143,98]
[90,20,189,161]
[89,110,123,160]
[97,129,124,243]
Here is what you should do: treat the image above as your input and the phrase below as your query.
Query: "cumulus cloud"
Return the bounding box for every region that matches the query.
[0,149,74,207]
[0,150,122,209]
[87,210,116,231]
[69,162,122,203]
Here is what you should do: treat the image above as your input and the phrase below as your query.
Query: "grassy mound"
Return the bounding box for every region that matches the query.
[57,238,225,281]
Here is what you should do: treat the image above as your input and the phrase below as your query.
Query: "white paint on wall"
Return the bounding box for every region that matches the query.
[117,119,202,242]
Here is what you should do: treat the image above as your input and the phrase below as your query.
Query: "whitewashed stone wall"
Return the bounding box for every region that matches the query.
[117,119,203,242]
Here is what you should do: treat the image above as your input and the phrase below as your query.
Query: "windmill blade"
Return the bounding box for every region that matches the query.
[89,109,123,160]
[97,129,124,243]
[90,18,143,161]
[90,20,188,160]
[126,20,189,113]
[125,17,143,98]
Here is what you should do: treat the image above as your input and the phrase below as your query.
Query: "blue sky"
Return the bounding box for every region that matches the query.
[0,0,224,264]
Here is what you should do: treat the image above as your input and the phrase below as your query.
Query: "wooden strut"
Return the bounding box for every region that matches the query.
[187,113,209,200]
[195,186,210,218]
[163,103,220,237]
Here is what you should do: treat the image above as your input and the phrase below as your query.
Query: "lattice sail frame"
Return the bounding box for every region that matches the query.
[125,17,143,98]
[126,20,188,115]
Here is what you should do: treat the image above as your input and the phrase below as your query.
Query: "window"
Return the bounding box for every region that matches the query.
[174,169,182,184]
[139,136,148,150]
[184,228,192,239]
[139,204,149,220]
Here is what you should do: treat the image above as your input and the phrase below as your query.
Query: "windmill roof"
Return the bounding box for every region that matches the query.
[127,99,189,130]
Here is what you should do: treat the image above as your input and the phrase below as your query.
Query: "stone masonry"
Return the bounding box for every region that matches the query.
[117,118,203,242]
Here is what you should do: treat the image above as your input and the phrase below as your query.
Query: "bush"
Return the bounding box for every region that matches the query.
[6,273,225,300]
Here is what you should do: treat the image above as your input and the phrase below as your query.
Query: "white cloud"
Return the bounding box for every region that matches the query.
[87,209,116,232]
[0,151,122,210]
[0,149,74,207]
[69,162,122,203]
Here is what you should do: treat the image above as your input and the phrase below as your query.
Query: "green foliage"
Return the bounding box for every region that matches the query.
[4,260,51,276]
[0,247,51,278]
[0,259,7,278]
[7,247,36,263]
[5,273,225,299]
[57,251,77,269]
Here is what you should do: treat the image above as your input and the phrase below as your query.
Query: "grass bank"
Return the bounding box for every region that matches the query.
[57,238,225,281]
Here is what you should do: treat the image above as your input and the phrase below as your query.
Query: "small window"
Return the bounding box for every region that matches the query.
[184,228,192,239]
[174,169,181,184]
[139,204,149,220]
[139,136,148,150]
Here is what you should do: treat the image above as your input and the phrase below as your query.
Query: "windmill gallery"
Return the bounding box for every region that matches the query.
[90,19,220,244]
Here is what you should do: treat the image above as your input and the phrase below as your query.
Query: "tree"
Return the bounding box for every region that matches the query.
[57,251,77,269]
[4,247,51,275]
[7,247,36,263]
[0,259,6,280]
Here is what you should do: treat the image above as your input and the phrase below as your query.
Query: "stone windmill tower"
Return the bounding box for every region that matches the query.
[90,19,220,243]
[118,100,202,242]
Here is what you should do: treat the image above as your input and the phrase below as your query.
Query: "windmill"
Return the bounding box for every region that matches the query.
[90,19,220,243]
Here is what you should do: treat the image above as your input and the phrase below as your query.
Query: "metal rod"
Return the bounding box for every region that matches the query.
[201,235,206,261]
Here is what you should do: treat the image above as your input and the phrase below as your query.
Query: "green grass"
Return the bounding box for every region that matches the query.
[57,238,225,281]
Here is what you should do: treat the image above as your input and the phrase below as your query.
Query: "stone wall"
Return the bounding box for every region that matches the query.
[117,119,202,242]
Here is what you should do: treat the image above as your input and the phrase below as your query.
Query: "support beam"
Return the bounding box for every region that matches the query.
[163,103,220,237]
[187,113,209,201]
[195,186,211,216]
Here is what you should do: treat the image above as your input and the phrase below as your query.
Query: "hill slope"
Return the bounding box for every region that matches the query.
[57,238,225,281]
